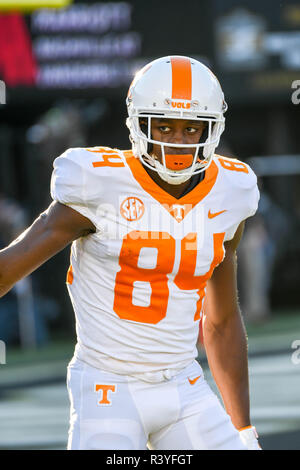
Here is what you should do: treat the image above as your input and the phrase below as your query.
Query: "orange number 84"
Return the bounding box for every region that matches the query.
[113,231,225,324]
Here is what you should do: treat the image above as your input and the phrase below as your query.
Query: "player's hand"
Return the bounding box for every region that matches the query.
[239,426,262,450]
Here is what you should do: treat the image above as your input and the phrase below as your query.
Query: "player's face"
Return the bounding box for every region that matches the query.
[149,118,207,163]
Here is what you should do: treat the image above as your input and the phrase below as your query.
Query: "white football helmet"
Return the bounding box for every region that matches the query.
[126,55,227,185]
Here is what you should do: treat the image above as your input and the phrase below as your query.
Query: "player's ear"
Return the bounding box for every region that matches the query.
[139,118,149,140]
[139,118,148,134]
[139,118,153,154]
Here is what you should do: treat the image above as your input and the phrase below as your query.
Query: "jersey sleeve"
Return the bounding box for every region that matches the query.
[215,156,260,241]
[225,182,260,241]
[50,147,102,230]
[231,160,260,220]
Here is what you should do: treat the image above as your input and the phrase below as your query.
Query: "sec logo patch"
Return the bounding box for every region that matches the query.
[120,197,145,221]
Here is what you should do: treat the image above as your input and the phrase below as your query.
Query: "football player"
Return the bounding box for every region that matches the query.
[0,56,261,450]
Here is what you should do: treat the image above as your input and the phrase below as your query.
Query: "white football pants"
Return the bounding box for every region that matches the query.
[66,358,247,450]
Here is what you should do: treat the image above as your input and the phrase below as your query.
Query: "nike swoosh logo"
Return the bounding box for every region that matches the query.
[208,209,227,219]
[188,375,201,385]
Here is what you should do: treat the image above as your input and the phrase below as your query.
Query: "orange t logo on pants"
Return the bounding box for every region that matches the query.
[95,384,116,405]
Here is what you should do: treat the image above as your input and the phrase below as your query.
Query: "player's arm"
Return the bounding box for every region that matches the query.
[202,221,251,430]
[0,201,95,298]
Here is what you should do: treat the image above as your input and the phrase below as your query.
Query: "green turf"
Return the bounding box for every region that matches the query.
[245,309,300,337]
[4,338,74,366]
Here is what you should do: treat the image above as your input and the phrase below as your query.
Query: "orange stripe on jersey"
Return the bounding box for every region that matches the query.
[124,151,218,222]
[171,56,192,101]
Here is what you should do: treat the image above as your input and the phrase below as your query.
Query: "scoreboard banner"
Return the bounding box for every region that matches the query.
[0,0,213,104]
[213,0,300,104]
[1,0,299,104]
[0,1,143,100]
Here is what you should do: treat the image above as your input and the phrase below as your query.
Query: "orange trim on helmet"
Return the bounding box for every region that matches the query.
[171,56,192,101]
[165,154,193,170]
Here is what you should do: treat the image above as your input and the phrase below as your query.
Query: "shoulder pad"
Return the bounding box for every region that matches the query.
[214,155,260,221]
[214,155,257,190]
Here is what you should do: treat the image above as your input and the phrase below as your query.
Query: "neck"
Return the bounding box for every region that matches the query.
[143,165,192,199]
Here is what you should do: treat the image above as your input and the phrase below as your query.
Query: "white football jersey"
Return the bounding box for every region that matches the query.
[50,147,259,377]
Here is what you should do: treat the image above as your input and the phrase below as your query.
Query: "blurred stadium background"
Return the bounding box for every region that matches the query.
[0,0,300,450]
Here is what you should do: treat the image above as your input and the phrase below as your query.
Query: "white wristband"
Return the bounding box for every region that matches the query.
[239,426,262,450]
